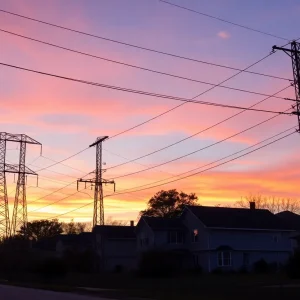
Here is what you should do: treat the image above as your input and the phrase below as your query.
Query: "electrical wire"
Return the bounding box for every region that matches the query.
[105,85,292,170]
[107,106,293,180]
[117,127,296,192]
[0,63,294,115]
[46,129,296,220]
[0,29,292,82]
[0,9,292,77]
[35,147,90,172]
[158,0,290,41]
[41,155,88,174]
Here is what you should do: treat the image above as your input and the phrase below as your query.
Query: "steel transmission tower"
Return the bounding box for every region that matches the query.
[273,41,300,132]
[77,136,115,227]
[0,133,10,239]
[0,133,41,237]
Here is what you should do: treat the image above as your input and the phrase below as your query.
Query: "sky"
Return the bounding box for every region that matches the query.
[0,0,299,223]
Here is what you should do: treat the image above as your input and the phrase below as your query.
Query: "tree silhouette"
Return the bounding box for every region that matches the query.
[235,194,300,214]
[62,219,87,234]
[18,219,63,241]
[140,189,198,218]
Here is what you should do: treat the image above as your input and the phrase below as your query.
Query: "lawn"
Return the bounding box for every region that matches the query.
[2,272,300,300]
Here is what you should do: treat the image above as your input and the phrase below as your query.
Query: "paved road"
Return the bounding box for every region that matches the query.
[0,284,113,300]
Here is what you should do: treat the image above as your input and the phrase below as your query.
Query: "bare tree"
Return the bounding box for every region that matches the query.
[62,219,87,234]
[235,194,300,214]
[105,216,128,226]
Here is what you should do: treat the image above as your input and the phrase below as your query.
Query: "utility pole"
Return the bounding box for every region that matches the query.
[77,136,115,227]
[273,41,300,132]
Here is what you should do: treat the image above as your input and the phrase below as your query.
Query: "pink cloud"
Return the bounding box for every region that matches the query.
[218,31,230,39]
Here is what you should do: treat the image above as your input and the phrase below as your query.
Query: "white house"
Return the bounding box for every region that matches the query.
[93,225,137,271]
[136,204,296,272]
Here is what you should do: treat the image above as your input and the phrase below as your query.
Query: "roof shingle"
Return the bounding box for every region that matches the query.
[187,206,293,230]
[143,216,184,230]
[93,225,136,239]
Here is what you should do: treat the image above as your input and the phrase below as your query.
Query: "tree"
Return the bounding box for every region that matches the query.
[235,194,300,214]
[140,189,198,218]
[62,219,87,234]
[18,219,63,241]
[105,216,128,226]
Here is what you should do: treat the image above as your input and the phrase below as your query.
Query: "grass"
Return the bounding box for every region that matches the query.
[1,272,300,299]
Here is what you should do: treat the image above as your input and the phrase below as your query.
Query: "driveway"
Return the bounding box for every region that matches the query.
[0,284,113,300]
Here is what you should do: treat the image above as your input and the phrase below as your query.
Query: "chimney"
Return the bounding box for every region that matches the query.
[130,220,134,227]
[249,201,256,210]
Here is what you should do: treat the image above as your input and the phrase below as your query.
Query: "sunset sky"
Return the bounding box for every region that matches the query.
[1,0,299,223]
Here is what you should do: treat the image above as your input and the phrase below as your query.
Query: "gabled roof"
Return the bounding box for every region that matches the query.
[93,225,136,239]
[186,205,293,231]
[142,216,184,230]
[276,211,300,230]
[57,232,94,246]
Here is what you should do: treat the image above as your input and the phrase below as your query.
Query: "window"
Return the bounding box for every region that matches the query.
[243,253,249,266]
[192,229,199,243]
[218,251,232,267]
[140,234,149,246]
[168,231,183,244]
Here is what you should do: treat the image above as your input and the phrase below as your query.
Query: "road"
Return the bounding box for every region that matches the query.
[0,284,113,300]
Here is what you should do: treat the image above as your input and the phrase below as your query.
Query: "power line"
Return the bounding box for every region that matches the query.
[47,129,296,220]
[0,29,292,82]
[35,147,90,172]
[0,61,294,102]
[0,63,294,115]
[117,127,295,192]
[107,106,292,180]
[109,52,294,139]
[28,189,92,214]
[28,106,292,213]
[104,129,297,194]
[103,148,176,177]
[105,85,291,170]
[41,155,88,174]
[0,9,292,78]
[158,0,290,41]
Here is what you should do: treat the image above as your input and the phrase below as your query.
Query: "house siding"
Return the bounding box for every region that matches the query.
[101,238,137,271]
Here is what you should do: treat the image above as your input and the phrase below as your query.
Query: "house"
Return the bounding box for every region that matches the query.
[276,211,300,249]
[93,225,137,271]
[56,232,94,256]
[136,217,186,251]
[136,204,296,272]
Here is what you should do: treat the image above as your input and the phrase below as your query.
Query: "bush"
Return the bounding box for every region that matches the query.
[286,251,300,279]
[138,250,184,277]
[211,268,223,275]
[114,264,124,273]
[37,257,67,279]
[253,259,277,274]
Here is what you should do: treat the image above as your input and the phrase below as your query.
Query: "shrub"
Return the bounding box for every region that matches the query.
[286,251,300,279]
[138,250,184,277]
[37,257,67,279]
[253,259,277,274]
[114,264,124,273]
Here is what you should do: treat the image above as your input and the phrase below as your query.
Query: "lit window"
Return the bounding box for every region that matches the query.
[192,229,198,243]
[218,251,232,267]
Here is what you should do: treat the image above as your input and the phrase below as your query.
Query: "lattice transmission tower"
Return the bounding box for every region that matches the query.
[0,133,41,237]
[0,133,11,239]
[77,136,115,227]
